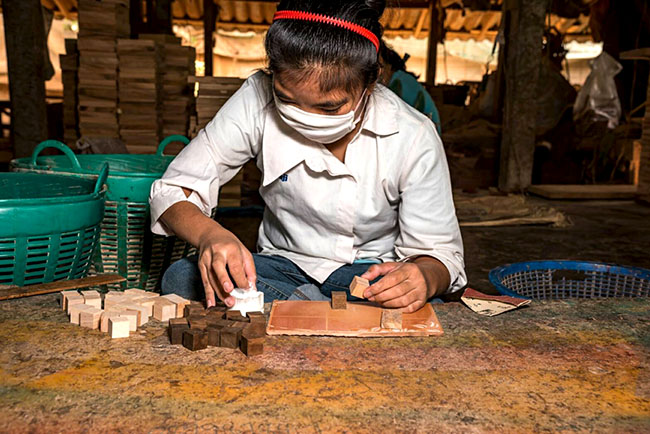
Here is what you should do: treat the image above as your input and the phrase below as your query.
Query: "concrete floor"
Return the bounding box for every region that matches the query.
[0,198,649,433]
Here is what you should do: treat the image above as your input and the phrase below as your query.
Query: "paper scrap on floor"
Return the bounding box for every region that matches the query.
[461,287,531,316]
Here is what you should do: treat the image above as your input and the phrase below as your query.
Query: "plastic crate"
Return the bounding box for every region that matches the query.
[489,260,650,299]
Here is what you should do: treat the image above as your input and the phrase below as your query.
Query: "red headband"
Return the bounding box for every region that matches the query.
[273,10,380,53]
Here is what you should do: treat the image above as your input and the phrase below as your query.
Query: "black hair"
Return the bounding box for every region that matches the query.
[265,0,386,93]
[380,42,420,79]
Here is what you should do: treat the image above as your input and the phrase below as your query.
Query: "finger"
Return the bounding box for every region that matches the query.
[198,258,216,308]
[370,281,416,304]
[227,251,249,290]
[396,299,425,313]
[379,290,422,309]
[364,267,409,298]
[361,262,401,281]
[242,250,257,289]
[212,258,236,307]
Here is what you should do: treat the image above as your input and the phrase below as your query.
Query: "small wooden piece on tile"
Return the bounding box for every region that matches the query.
[108,317,130,339]
[225,310,250,322]
[168,318,189,345]
[240,329,264,356]
[153,298,176,322]
[331,291,347,310]
[380,309,403,330]
[349,276,369,299]
[182,329,208,351]
[79,308,103,329]
[162,293,190,318]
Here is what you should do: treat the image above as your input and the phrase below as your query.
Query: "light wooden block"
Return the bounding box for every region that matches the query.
[162,293,191,318]
[81,290,102,309]
[100,310,123,333]
[60,290,79,311]
[380,309,403,330]
[137,298,156,317]
[122,303,149,326]
[80,308,103,329]
[66,293,85,314]
[69,304,93,325]
[104,294,129,309]
[349,276,369,299]
[124,288,149,296]
[119,311,138,332]
[109,317,130,339]
[153,298,176,322]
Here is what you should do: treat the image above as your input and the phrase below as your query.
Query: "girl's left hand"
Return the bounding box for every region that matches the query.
[360,258,449,313]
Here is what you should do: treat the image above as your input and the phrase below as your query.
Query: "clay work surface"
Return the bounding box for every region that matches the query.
[266,300,443,337]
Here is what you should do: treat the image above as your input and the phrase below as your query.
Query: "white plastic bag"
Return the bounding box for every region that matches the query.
[573,52,622,129]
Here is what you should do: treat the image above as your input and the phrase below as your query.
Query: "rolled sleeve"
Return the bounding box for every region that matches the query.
[394,121,467,294]
[149,72,269,236]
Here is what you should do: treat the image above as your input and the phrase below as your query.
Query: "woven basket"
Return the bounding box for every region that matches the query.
[489,260,650,299]
[0,166,107,286]
[12,137,195,291]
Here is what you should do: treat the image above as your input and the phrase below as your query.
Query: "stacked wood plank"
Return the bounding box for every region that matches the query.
[639,74,650,204]
[161,44,196,144]
[60,39,79,146]
[189,76,244,135]
[77,0,129,139]
[117,39,162,153]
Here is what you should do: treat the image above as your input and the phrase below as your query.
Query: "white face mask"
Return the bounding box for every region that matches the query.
[274,89,368,144]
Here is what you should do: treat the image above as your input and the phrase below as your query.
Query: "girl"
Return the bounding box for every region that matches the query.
[150,0,466,313]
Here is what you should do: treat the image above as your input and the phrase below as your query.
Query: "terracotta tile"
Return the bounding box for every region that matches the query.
[268,316,327,330]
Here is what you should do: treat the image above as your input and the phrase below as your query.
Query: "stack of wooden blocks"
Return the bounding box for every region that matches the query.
[188,76,244,135]
[59,39,79,146]
[60,288,190,339]
[117,39,162,153]
[77,0,129,140]
[168,302,266,356]
[639,70,650,204]
[160,41,196,148]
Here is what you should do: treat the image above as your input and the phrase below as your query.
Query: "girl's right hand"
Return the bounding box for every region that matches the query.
[197,227,256,308]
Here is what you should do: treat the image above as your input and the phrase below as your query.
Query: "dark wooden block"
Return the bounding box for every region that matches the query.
[244,321,266,338]
[207,325,221,346]
[247,311,266,324]
[331,291,347,310]
[220,323,244,348]
[188,316,208,330]
[182,329,208,351]
[240,330,264,356]
[168,318,189,345]
[225,310,250,322]
[184,304,206,318]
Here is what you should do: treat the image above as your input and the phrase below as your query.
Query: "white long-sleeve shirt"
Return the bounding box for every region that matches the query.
[150,71,467,293]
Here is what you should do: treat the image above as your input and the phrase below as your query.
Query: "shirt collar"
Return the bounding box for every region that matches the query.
[360,84,400,137]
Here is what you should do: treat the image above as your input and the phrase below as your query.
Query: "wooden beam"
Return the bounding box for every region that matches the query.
[3,0,48,158]
[0,274,127,301]
[204,0,217,76]
[413,9,428,38]
[498,0,549,192]
[52,0,72,19]
[425,1,439,85]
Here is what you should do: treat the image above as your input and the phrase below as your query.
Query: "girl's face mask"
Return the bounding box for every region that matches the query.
[273,89,368,144]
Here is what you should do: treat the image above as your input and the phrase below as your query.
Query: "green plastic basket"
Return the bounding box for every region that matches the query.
[11,137,195,291]
[0,165,107,286]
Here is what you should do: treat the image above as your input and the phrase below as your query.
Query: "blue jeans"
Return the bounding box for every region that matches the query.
[161,254,378,303]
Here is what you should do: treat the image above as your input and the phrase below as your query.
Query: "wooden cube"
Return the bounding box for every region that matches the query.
[69,303,93,324]
[182,329,208,351]
[122,303,149,327]
[153,298,176,322]
[219,323,243,349]
[137,298,157,317]
[79,308,103,329]
[331,291,347,309]
[60,290,79,311]
[162,293,191,318]
[100,311,123,333]
[380,309,403,330]
[225,310,250,322]
[103,294,129,310]
[168,318,189,345]
[66,294,85,315]
[81,290,102,309]
[247,312,266,324]
[119,311,138,332]
[240,330,264,356]
[108,317,130,339]
[349,276,369,299]
[188,316,208,330]
[124,288,149,296]
[184,304,206,318]
[244,321,266,338]
[206,325,221,346]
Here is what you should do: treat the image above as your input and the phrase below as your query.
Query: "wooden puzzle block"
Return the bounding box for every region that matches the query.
[331,291,347,309]
[168,318,189,345]
[206,325,221,346]
[81,290,102,309]
[60,290,79,311]
[207,305,227,315]
[182,329,208,351]
[247,312,266,324]
[184,304,206,318]
[66,293,85,314]
[162,293,191,318]
[137,298,157,317]
[244,321,266,337]
[122,303,149,327]
[153,298,176,322]
[240,329,264,356]
[119,311,138,332]
[79,308,103,329]
[349,276,369,299]
[188,316,208,330]
[225,310,250,322]
[124,288,149,296]
[219,323,243,349]
[69,303,93,324]
[108,317,130,339]
[103,294,129,310]
[380,309,403,330]
[100,311,123,333]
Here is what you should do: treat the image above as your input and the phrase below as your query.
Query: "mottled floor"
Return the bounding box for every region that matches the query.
[1,198,649,433]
